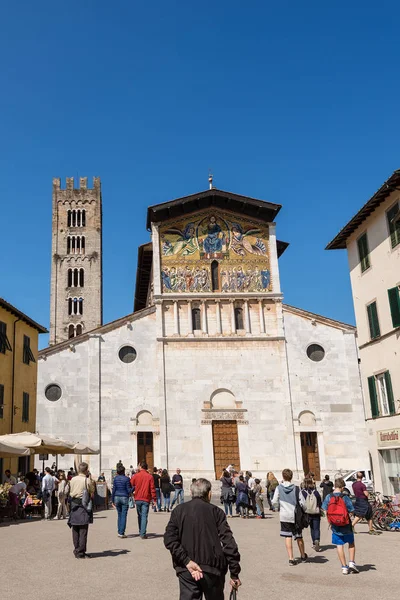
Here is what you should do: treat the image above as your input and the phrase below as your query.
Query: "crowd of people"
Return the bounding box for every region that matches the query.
[2,462,380,598]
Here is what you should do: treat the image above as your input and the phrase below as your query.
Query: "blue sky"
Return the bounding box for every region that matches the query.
[1,1,399,348]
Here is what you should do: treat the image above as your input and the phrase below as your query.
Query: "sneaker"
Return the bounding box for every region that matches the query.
[301,554,308,562]
[349,561,359,574]
[342,566,349,575]
[369,529,381,535]
[256,516,262,519]
[140,534,148,539]
[314,541,320,552]
[289,559,297,567]
[118,534,127,539]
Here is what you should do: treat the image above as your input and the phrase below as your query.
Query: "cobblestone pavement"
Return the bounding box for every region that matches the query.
[2,506,400,599]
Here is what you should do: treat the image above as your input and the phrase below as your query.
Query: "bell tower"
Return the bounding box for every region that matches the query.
[49,177,103,345]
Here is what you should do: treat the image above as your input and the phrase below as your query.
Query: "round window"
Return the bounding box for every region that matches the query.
[118,346,137,364]
[45,384,62,402]
[307,344,325,362]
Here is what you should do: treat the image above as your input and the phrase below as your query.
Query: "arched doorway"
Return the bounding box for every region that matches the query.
[137,432,154,470]
[299,411,320,479]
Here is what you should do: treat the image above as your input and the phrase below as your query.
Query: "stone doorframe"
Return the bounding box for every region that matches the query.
[293,411,326,474]
[130,412,161,467]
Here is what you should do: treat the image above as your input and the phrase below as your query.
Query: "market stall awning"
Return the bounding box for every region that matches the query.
[0,440,33,457]
[0,432,76,454]
[73,443,100,455]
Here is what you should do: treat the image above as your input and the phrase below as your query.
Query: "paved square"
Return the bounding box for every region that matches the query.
[2,507,400,599]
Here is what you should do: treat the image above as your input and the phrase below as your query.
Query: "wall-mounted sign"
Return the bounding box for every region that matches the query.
[377,429,400,447]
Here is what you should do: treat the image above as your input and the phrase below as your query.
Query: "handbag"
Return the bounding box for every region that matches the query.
[168,483,175,493]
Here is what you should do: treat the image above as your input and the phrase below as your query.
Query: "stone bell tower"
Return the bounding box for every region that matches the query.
[49,177,103,345]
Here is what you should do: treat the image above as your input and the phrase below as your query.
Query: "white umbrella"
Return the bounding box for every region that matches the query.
[0,432,76,454]
[0,440,32,457]
[72,443,99,455]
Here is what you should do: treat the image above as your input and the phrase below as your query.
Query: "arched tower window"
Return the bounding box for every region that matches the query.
[68,324,75,339]
[67,210,72,227]
[81,236,85,254]
[234,307,244,330]
[211,260,219,292]
[67,237,71,254]
[67,269,72,287]
[76,324,83,336]
[68,298,73,315]
[78,298,83,315]
[192,308,201,331]
[72,210,76,227]
[79,269,84,287]
[73,268,78,287]
[81,210,86,227]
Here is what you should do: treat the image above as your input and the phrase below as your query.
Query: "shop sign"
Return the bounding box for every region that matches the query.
[377,428,400,447]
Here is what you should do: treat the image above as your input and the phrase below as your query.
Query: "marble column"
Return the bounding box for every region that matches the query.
[215,300,222,335]
[173,301,179,335]
[259,299,265,334]
[244,300,251,334]
[187,300,193,335]
[201,301,208,334]
[230,300,236,334]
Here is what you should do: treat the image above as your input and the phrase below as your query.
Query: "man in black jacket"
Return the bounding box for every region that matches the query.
[164,478,241,600]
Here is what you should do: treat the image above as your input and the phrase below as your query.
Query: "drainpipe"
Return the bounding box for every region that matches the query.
[10,318,21,434]
[282,311,300,473]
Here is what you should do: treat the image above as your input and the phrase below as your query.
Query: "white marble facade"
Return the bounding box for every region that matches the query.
[36,191,369,482]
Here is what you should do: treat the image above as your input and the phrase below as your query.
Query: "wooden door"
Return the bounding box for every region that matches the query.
[301,432,320,480]
[212,421,240,480]
[137,432,154,471]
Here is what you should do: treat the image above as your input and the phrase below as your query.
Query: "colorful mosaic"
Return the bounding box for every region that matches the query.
[160,210,271,293]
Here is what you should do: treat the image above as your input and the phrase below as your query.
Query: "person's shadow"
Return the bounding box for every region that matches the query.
[126,533,164,539]
[358,564,376,572]
[87,549,130,558]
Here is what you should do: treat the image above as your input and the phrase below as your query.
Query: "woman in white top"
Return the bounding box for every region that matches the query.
[54,471,70,520]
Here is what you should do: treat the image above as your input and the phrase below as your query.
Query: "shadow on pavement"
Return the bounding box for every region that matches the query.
[126,533,164,539]
[88,549,131,558]
[320,545,336,551]
[358,563,376,572]
[305,556,329,564]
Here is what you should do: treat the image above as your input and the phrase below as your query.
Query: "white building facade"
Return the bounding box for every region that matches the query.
[327,169,400,496]
[37,188,369,482]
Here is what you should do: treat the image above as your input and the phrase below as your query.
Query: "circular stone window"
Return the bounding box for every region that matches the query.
[118,346,137,364]
[45,384,62,402]
[307,344,325,362]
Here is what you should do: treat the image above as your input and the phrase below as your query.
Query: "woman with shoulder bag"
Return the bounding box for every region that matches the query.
[54,471,69,520]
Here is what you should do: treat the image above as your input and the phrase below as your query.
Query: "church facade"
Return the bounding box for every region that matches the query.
[37,184,369,481]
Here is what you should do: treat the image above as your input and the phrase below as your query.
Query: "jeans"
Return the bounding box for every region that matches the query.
[44,497,52,520]
[224,501,233,516]
[56,494,67,519]
[309,515,321,543]
[256,497,264,516]
[163,492,171,510]
[171,488,184,507]
[114,496,129,535]
[136,500,150,536]
[154,489,161,511]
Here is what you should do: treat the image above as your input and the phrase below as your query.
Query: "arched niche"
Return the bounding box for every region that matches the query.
[210,389,237,409]
[298,410,316,427]
[136,410,153,426]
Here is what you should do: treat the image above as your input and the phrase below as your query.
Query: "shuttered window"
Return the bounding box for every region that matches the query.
[22,392,29,423]
[387,202,400,249]
[384,371,396,415]
[23,335,35,365]
[0,321,12,354]
[192,308,201,331]
[388,286,400,328]
[0,384,4,419]
[357,233,370,272]
[368,376,379,418]
[367,301,380,339]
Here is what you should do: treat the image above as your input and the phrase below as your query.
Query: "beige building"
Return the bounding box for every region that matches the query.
[327,169,400,495]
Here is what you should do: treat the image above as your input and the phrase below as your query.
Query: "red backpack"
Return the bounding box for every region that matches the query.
[327,495,350,526]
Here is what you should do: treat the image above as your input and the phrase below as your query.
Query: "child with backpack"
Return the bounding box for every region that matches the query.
[322,477,358,575]
[300,477,322,552]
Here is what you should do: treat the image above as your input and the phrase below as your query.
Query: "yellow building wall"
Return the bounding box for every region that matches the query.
[0,306,40,475]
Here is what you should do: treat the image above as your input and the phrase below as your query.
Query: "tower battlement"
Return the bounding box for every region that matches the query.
[52,176,101,191]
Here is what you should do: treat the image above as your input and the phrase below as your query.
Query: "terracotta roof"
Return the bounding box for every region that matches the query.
[146,188,282,230]
[0,298,48,333]
[326,169,400,250]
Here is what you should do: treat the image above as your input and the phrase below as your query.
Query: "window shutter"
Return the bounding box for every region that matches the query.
[388,287,400,328]
[384,371,396,415]
[357,234,370,272]
[0,384,4,419]
[367,302,380,339]
[387,203,400,248]
[368,376,379,418]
